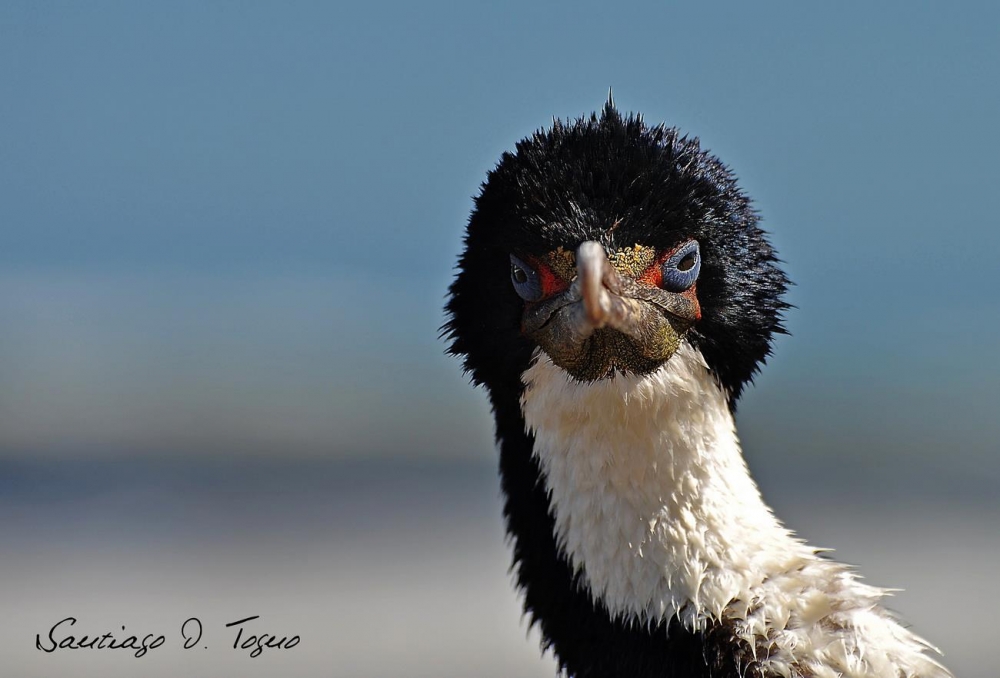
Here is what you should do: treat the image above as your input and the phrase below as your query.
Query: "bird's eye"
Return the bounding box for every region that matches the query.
[510,254,543,301]
[661,240,701,292]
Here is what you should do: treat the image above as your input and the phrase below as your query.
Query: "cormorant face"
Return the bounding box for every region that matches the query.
[511,240,702,381]
[446,100,789,403]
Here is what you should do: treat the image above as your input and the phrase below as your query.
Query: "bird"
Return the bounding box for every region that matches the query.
[443,95,953,678]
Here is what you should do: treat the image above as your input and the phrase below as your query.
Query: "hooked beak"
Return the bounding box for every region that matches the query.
[522,241,699,381]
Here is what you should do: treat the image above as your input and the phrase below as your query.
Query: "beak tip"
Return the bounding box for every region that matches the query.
[576,241,604,258]
[577,241,612,329]
[539,242,610,344]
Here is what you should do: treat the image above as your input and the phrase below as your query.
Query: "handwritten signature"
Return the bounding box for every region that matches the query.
[36,615,300,658]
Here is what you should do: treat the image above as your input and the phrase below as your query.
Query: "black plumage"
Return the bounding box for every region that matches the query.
[443,93,955,677]
[447,101,789,408]
[444,100,790,677]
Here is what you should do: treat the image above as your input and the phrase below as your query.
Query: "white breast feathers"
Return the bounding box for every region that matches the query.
[520,343,951,678]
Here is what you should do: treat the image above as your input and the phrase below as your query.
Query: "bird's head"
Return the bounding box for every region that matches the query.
[446,100,789,406]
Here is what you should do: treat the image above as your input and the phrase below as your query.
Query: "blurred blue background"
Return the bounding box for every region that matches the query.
[1,2,997,676]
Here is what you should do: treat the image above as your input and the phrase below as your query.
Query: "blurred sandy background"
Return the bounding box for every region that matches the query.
[2,2,998,676]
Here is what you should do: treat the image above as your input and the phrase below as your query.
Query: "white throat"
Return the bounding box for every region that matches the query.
[521,343,807,625]
[519,343,951,678]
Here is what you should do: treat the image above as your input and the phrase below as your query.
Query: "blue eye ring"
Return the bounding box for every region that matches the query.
[661,240,701,292]
[510,254,544,301]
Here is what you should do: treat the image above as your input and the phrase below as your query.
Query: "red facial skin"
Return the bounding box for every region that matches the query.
[637,247,702,322]
[516,256,569,335]
[526,256,571,298]
[520,243,701,322]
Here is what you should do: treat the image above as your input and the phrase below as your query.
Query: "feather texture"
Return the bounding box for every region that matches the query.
[521,343,951,678]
